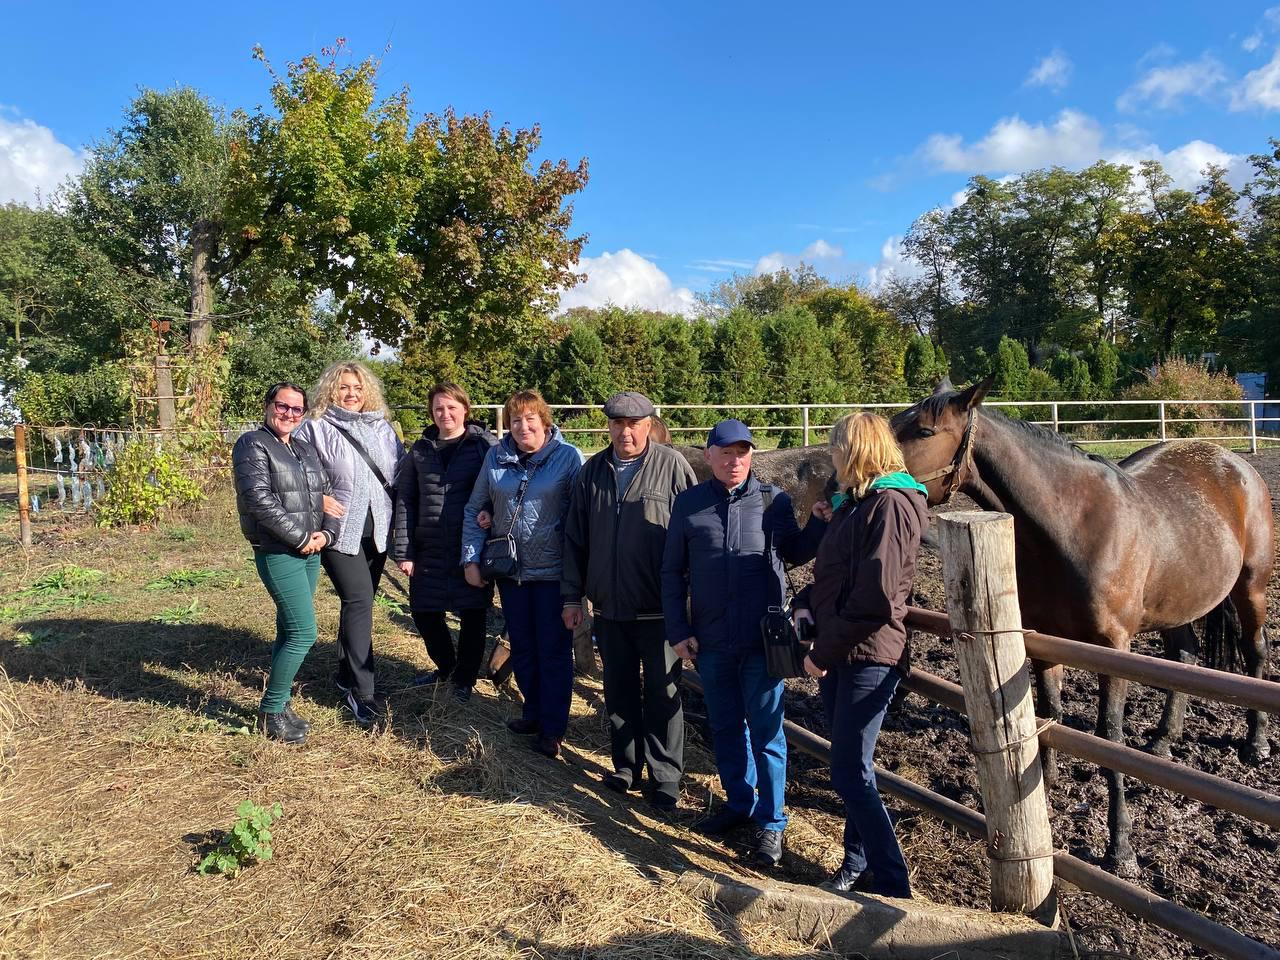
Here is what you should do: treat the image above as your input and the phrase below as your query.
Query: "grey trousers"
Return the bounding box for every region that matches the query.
[597,616,684,791]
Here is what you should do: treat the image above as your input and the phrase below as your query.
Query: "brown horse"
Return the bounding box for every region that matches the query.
[891,378,1274,877]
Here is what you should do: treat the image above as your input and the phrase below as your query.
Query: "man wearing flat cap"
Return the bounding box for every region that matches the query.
[661,419,830,867]
[562,391,697,808]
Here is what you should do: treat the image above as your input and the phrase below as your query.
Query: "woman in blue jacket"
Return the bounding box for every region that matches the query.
[463,390,584,758]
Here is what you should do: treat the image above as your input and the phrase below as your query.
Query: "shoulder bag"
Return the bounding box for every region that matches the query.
[479,463,539,581]
[758,486,810,679]
[333,425,394,493]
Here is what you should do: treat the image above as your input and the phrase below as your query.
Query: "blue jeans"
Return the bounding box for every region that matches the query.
[498,580,574,739]
[696,646,788,831]
[820,663,910,897]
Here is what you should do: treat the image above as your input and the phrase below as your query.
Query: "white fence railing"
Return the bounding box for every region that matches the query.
[393,399,1280,453]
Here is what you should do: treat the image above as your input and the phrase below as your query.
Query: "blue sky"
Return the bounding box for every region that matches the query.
[4,1,1280,314]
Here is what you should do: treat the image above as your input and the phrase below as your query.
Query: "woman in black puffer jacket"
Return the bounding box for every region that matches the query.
[232,382,340,744]
[392,383,497,700]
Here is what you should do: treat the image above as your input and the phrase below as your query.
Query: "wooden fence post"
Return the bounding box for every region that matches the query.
[936,511,1057,926]
[14,423,32,548]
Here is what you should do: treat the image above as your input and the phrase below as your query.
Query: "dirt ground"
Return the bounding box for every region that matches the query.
[768,447,1280,959]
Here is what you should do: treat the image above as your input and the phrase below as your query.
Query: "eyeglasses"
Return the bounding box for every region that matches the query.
[272,401,305,418]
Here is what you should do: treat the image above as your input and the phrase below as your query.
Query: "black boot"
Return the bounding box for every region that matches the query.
[822,863,863,892]
[258,710,306,744]
[281,701,311,733]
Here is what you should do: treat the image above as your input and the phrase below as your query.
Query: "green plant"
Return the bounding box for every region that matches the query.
[94,440,204,527]
[151,599,204,625]
[146,569,221,590]
[25,566,106,594]
[373,593,406,616]
[197,800,283,877]
[166,526,197,543]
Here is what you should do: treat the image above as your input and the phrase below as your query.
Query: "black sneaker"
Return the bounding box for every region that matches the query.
[412,669,450,687]
[649,784,680,810]
[344,691,382,728]
[281,701,311,733]
[694,807,752,836]
[452,684,473,703]
[751,828,784,868]
[531,735,562,759]
[602,773,632,794]
[506,717,539,736]
[334,674,354,695]
[257,710,306,744]
[821,863,862,892]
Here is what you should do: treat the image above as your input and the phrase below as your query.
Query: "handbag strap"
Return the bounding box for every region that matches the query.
[503,457,543,536]
[761,485,798,603]
[333,424,393,491]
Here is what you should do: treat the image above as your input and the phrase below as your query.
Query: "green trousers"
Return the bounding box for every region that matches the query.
[254,550,321,714]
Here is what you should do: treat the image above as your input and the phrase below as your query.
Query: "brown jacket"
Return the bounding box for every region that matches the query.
[800,486,929,671]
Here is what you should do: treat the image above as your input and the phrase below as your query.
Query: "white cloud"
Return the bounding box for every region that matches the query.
[1117,55,1227,111]
[1026,51,1072,91]
[917,108,1239,191]
[753,239,844,275]
[687,257,755,272]
[1244,33,1263,53]
[1232,48,1280,110]
[922,109,1106,173]
[0,112,83,206]
[559,249,697,316]
[866,235,922,290]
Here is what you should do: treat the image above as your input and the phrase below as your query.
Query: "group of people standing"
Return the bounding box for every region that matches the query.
[231,363,930,898]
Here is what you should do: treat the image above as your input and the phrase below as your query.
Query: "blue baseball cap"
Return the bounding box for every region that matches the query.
[706,419,755,448]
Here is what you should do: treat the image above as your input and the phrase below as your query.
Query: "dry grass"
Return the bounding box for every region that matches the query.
[0,493,854,960]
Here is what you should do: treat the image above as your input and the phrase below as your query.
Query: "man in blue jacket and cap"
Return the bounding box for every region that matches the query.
[661,419,830,867]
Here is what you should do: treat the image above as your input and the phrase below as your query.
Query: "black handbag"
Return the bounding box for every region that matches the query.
[758,486,811,679]
[479,465,538,581]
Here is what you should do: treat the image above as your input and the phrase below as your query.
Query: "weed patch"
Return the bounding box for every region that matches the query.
[150,598,204,625]
[197,800,283,877]
[145,568,223,590]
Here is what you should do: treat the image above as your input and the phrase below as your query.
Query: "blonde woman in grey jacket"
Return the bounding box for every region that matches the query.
[295,361,404,727]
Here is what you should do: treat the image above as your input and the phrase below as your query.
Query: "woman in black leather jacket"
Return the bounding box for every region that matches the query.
[232,382,340,743]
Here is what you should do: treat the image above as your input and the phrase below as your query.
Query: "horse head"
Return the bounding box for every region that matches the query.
[891,375,993,506]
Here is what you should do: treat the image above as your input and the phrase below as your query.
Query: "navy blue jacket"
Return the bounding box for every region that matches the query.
[661,473,827,651]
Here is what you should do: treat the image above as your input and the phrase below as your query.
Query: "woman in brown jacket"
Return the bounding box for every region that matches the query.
[794,412,930,898]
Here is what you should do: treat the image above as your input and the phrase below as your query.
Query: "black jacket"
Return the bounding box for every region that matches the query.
[798,487,929,671]
[562,442,697,620]
[233,425,339,554]
[392,422,497,611]
[662,474,827,650]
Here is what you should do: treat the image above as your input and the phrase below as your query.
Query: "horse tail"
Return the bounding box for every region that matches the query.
[1203,595,1243,674]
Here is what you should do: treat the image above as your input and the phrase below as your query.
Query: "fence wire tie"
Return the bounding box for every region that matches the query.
[953,628,1035,642]
[968,716,1058,756]
[985,845,1061,864]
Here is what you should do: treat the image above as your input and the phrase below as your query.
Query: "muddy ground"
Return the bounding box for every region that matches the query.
[732,447,1280,958]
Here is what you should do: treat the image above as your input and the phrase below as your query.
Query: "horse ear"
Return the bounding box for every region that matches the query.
[931,376,954,396]
[956,374,994,411]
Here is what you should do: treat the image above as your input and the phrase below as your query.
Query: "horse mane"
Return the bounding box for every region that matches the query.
[909,390,1121,473]
[982,406,1124,473]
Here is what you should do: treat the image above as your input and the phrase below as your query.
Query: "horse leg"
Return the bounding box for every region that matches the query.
[1231,581,1271,762]
[1097,674,1138,878]
[1031,659,1062,788]
[1150,625,1197,758]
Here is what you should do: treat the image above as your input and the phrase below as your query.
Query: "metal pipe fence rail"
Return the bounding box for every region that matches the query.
[681,667,1280,960]
[896,605,1280,960]
[398,399,1280,452]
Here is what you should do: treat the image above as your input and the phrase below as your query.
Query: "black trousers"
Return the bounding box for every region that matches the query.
[320,517,386,701]
[597,617,684,790]
[412,608,488,689]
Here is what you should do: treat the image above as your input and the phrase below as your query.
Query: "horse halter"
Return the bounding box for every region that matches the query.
[913,407,977,505]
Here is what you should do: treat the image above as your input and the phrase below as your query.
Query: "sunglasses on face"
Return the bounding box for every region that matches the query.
[272,401,305,418]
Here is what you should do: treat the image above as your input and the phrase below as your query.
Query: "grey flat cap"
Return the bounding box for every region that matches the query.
[603,391,656,419]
